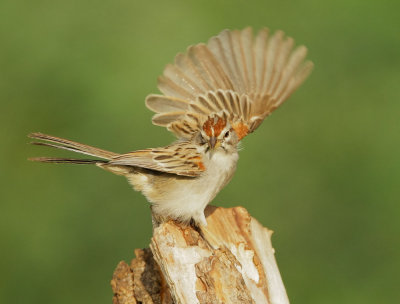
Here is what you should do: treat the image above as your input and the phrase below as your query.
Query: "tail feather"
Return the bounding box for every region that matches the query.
[30,141,103,158]
[28,157,107,164]
[29,132,119,160]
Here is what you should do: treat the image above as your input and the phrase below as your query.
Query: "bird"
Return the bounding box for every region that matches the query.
[29,27,313,226]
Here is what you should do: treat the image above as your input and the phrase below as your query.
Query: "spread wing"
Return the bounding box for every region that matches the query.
[146,27,313,140]
[109,141,205,177]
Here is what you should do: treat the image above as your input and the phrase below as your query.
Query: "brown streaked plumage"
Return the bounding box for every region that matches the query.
[29,27,313,226]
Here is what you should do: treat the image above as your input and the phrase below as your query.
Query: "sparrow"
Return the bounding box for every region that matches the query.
[29,27,313,226]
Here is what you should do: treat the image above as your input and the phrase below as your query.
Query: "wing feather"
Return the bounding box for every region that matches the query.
[110,142,204,177]
[152,112,186,126]
[254,28,269,96]
[145,27,313,139]
[146,95,189,113]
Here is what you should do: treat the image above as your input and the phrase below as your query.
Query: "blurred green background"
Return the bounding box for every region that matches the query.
[1,0,399,303]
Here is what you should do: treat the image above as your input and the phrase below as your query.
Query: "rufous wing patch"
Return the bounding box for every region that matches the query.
[232,122,249,140]
[196,161,205,171]
[189,155,206,171]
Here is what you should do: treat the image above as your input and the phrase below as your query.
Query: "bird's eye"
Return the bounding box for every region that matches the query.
[195,132,207,145]
[224,131,230,138]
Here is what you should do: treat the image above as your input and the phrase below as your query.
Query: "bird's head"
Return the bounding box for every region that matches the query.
[194,115,240,154]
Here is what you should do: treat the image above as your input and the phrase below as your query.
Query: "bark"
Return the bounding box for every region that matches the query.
[111,206,289,304]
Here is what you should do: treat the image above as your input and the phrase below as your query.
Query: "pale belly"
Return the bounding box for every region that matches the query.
[130,150,239,225]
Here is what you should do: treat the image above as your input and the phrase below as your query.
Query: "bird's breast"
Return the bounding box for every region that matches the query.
[201,150,239,196]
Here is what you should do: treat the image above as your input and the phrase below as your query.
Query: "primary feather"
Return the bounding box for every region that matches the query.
[146,27,313,140]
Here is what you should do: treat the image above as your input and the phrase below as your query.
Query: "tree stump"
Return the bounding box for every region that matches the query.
[111,206,289,304]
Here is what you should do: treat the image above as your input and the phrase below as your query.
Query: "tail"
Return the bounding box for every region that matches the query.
[28,132,120,164]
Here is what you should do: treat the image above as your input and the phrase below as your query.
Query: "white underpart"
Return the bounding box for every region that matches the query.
[151,149,239,225]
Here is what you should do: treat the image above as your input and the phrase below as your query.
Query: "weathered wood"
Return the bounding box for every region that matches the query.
[111,206,289,304]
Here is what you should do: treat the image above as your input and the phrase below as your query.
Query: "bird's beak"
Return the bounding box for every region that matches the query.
[209,136,217,149]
